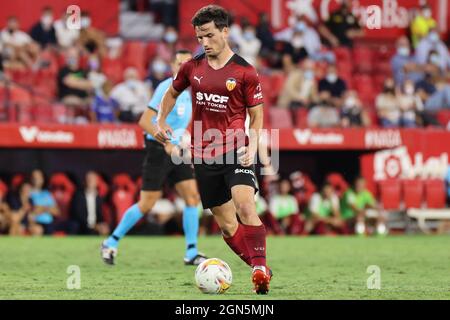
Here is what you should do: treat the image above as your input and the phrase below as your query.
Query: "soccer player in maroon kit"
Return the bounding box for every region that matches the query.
[154,5,272,294]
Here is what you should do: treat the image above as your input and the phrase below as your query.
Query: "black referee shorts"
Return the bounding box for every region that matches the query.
[141,139,194,191]
[193,150,258,209]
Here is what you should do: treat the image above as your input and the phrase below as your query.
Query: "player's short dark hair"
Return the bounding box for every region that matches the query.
[191,5,229,30]
[173,49,192,62]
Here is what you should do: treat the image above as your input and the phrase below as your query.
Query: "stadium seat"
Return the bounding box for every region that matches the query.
[112,189,135,222]
[102,57,124,84]
[424,179,446,209]
[294,108,308,128]
[269,108,293,129]
[123,41,147,78]
[96,175,110,198]
[325,172,349,197]
[11,174,25,191]
[402,179,424,209]
[49,173,76,220]
[333,47,352,63]
[378,179,402,210]
[437,110,450,128]
[113,173,137,195]
[352,46,374,73]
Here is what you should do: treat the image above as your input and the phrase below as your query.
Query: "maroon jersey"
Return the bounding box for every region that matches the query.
[172,53,263,159]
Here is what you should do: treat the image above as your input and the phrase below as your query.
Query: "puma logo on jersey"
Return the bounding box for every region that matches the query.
[194,76,203,84]
[196,92,229,104]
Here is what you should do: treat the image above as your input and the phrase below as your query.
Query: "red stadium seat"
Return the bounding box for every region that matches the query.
[424,179,446,209]
[352,46,374,73]
[294,108,308,128]
[96,175,110,198]
[333,47,352,63]
[378,179,402,210]
[112,189,135,222]
[402,179,424,209]
[123,41,147,78]
[269,108,293,129]
[326,172,349,197]
[11,174,25,191]
[49,173,76,220]
[112,173,137,195]
[102,57,124,84]
[437,110,450,128]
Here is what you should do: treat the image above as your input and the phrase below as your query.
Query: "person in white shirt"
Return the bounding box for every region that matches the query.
[235,24,261,67]
[110,67,151,122]
[1,16,36,69]
[54,11,80,48]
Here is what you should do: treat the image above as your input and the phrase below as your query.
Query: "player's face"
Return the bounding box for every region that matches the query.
[195,22,228,58]
[172,53,192,75]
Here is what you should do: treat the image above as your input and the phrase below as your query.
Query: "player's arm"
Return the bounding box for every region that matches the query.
[154,85,181,145]
[138,108,159,138]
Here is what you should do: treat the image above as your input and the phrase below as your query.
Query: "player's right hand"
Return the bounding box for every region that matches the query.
[155,121,173,145]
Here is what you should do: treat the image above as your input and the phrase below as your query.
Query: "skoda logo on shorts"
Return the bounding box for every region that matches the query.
[235,168,254,175]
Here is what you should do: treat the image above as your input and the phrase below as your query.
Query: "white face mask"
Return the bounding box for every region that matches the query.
[153,61,167,74]
[41,15,53,28]
[405,85,415,95]
[423,9,432,19]
[81,17,91,29]
[429,31,440,43]
[292,36,304,49]
[430,54,441,66]
[397,47,410,57]
[345,97,357,108]
[326,73,338,83]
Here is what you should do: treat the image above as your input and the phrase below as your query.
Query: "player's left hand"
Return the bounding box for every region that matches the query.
[237,146,256,167]
[164,143,181,158]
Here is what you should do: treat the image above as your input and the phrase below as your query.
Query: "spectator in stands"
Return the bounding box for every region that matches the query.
[6,181,32,236]
[318,64,347,107]
[70,171,110,235]
[340,177,386,235]
[277,58,318,109]
[146,56,169,92]
[78,11,106,57]
[269,179,300,234]
[28,169,59,235]
[416,64,450,114]
[415,28,450,73]
[256,12,275,58]
[57,46,93,122]
[91,80,119,123]
[157,26,180,63]
[86,54,106,90]
[277,15,335,66]
[376,78,402,127]
[111,67,150,123]
[319,0,364,48]
[340,90,371,127]
[235,24,261,67]
[397,79,422,127]
[307,183,346,235]
[29,6,57,49]
[1,16,37,69]
[54,10,80,48]
[410,4,437,48]
[391,36,424,86]
[307,91,340,128]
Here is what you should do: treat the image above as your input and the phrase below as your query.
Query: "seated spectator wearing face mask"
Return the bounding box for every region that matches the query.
[54,10,80,49]
[340,90,371,127]
[145,57,169,92]
[376,78,402,127]
[91,80,119,123]
[110,67,151,123]
[416,28,450,72]
[318,64,347,107]
[30,6,57,49]
[391,36,424,86]
[397,80,421,128]
[235,24,261,67]
[157,26,179,63]
[78,11,106,57]
[410,4,437,48]
[1,16,36,69]
[277,58,318,109]
[307,91,341,128]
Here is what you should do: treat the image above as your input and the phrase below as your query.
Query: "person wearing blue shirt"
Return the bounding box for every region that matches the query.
[29,169,59,235]
[102,50,207,266]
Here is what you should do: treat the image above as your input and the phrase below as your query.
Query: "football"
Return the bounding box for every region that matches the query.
[194,258,233,294]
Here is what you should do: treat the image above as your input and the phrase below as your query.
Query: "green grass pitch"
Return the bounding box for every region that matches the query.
[0,235,449,299]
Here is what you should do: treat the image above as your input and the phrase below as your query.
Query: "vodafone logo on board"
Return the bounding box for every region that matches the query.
[19,126,74,144]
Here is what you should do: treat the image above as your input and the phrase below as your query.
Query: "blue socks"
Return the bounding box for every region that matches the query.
[106,204,144,248]
[183,206,199,260]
